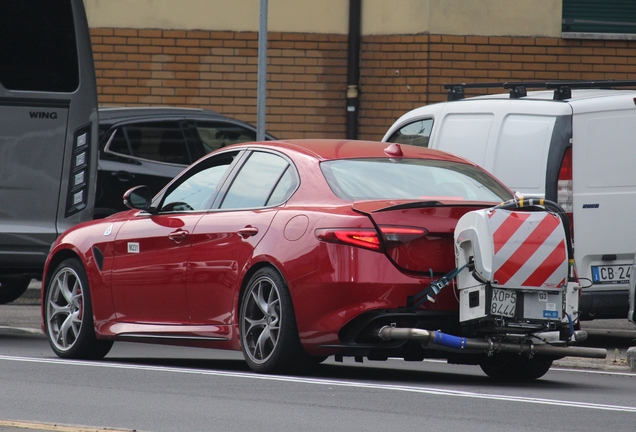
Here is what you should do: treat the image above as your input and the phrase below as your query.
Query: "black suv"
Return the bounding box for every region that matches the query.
[95,107,275,218]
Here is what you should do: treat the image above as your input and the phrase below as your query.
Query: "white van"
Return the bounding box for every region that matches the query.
[383,80,636,320]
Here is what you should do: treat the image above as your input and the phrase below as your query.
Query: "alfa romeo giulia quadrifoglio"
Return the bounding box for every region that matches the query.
[41,139,514,374]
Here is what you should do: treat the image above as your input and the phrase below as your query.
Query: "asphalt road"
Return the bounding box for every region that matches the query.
[1,329,636,432]
[1,283,635,431]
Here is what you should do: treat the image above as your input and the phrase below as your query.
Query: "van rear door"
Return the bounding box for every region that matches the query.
[572,95,636,318]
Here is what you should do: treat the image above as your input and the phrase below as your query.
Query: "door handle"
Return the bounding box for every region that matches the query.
[237,226,259,238]
[168,229,189,244]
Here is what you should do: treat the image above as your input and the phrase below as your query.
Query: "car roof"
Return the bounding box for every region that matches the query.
[228,139,479,165]
[97,105,278,140]
[97,106,225,123]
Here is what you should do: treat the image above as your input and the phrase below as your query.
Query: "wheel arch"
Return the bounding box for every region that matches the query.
[237,261,285,314]
[43,249,82,295]
[41,249,83,324]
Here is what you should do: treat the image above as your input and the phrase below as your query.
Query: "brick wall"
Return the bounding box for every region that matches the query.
[91,28,348,140]
[91,29,636,141]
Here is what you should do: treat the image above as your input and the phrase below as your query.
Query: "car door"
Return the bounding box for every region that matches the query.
[110,151,240,324]
[186,149,299,325]
[97,120,190,216]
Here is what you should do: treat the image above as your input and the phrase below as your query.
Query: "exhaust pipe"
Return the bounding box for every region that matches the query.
[378,326,607,359]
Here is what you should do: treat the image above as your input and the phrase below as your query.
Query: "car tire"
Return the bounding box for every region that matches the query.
[44,258,113,360]
[479,354,553,381]
[240,267,309,374]
[0,276,31,304]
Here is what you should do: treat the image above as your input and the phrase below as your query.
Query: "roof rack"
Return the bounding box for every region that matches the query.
[443,79,636,101]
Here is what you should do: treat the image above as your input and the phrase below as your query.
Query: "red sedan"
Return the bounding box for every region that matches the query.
[41,139,514,374]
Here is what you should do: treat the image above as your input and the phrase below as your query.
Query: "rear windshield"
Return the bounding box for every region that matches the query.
[321,158,512,202]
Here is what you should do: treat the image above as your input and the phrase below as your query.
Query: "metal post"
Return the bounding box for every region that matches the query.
[257,0,268,141]
[346,0,361,140]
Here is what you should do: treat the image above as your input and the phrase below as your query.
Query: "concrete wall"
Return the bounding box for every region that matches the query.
[84,0,562,36]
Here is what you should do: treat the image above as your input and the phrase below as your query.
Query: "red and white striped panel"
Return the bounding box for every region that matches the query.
[487,209,568,289]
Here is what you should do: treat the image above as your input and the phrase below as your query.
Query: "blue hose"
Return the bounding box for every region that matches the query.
[432,331,467,349]
[566,313,574,337]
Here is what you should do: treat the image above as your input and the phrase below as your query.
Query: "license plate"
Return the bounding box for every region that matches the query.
[490,288,517,318]
[591,265,631,285]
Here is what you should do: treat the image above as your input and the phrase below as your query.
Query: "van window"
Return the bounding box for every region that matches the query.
[492,115,554,192]
[437,114,494,167]
[0,1,79,92]
[386,119,434,147]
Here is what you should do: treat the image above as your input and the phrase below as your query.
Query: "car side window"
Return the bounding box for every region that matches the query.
[105,128,132,155]
[160,153,237,212]
[266,167,297,206]
[106,121,190,165]
[221,151,294,209]
[387,118,434,147]
[193,121,257,153]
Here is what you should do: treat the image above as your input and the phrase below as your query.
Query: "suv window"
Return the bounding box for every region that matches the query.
[194,121,258,153]
[221,151,294,209]
[0,1,79,92]
[386,119,434,147]
[106,121,190,165]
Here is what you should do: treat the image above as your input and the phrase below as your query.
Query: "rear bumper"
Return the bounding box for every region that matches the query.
[579,290,629,320]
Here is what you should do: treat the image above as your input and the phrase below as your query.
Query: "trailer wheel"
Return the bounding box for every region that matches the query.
[479,354,553,381]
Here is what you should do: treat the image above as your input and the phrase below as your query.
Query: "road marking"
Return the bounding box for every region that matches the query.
[1,355,636,413]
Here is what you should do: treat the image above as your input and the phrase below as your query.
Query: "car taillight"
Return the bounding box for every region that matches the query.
[378,226,429,249]
[315,228,382,250]
[315,226,428,251]
[557,147,574,239]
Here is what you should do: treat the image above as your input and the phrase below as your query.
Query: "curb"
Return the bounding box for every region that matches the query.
[553,358,631,373]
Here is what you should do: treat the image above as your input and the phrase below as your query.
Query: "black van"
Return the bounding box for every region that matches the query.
[0,0,98,303]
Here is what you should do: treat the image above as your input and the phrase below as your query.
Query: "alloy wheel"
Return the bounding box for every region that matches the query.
[241,275,282,365]
[46,267,85,352]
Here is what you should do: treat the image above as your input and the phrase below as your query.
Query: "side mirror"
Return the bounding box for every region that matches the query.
[123,185,153,211]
